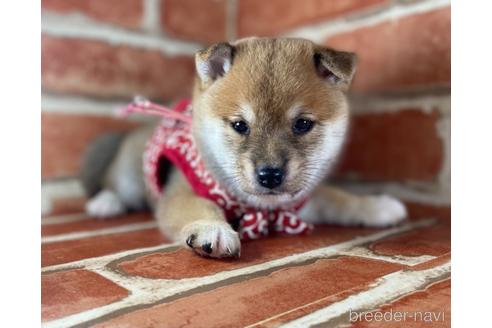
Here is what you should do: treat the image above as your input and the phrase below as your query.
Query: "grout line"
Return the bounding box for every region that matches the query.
[283,0,450,43]
[42,93,128,116]
[339,246,436,267]
[41,93,156,122]
[41,221,158,244]
[350,93,451,116]
[279,261,450,328]
[42,11,202,56]
[42,243,178,273]
[41,179,85,215]
[42,213,88,225]
[42,219,436,327]
[41,178,85,197]
[226,0,238,42]
[436,115,451,204]
[333,180,451,206]
[141,0,161,33]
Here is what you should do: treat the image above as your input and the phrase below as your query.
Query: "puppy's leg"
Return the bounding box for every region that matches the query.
[85,126,154,219]
[156,169,240,258]
[299,185,407,227]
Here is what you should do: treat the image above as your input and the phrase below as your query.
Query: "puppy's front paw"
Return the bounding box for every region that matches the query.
[360,195,407,227]
[182,220,241,258]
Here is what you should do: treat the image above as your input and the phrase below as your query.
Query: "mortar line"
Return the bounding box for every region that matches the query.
[41,222,158,244]
[42,213,88,225]
[339,246,436,267]
[141,0,160,33]
[42,243,178,273]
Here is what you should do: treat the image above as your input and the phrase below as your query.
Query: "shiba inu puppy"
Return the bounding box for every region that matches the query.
[82,38,407,259]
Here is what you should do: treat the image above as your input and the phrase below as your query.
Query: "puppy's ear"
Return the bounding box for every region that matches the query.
[314,47,357,89]
[195,42,235,84]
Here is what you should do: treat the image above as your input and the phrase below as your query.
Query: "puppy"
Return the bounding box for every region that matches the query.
[82,37,406,258]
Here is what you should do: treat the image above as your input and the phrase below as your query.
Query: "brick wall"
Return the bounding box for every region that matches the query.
[41,0,451,213]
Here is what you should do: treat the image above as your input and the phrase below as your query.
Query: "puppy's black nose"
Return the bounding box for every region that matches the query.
[256,167,284,189]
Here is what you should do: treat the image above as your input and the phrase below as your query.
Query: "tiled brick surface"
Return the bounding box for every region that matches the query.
[117,225,378,279]
[161,0,227,43]
[42,228,167,267]
[238,0,388,37]
[336,109,443,181]
[371,221,450,257]
[359,201,451,259]
[349,279,451,327]
[95,257,403,328]
[412,253,450,271]
[44,196,86,217]
[42,269,128,321]
[41,112,139,179]
[41,200,450,326]
[251,268,450,327]
[42,0,143,30]
[370,202,450,257]
[42,212,152,236]
[42,36,195,100]
[405,202,451,222]
[327,7,451,92]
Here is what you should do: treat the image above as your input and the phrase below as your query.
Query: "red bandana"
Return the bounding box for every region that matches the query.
[120,99,313,240]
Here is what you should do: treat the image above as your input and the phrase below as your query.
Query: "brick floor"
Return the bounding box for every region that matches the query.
[348,279,451,328]
[41,200,451,327]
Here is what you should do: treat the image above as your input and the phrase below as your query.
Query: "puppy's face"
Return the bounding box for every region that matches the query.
[192,38,356,209]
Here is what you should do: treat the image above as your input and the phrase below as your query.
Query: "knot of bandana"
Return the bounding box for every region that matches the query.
[119,98,313,241]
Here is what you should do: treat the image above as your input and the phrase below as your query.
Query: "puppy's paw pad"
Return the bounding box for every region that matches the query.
[85,190,125,219]
[362,195,407,227]
[183,221,241,258]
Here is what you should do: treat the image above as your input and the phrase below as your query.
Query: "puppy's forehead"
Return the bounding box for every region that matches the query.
[211,38,343,121]
[233,38,316,109]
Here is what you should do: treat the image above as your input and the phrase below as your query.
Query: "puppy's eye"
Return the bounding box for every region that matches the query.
[293,118,314,135]
[231,120,250,135]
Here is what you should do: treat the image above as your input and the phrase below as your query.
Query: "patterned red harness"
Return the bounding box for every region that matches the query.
[120,98,313,240]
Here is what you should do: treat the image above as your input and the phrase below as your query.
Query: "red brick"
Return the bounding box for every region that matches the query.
[42,0,143,30]
[371,220,450,257]
[95,257,403,328]
[349,279,450,327]
[42,212,152,236]
[405,202,450,222]
[42,228,168,267]
[118,225,381,279]
[42,36,195,100]
[238,0,387,37]
[328,7,450,92]
[371,203,450,258]
[43,196,86,217]
[252,261,450,327]
[412,253,450,271]
[42,269,128,321]
[336,109,443,181]
[161,0,227,43]
[41,112,139,179]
